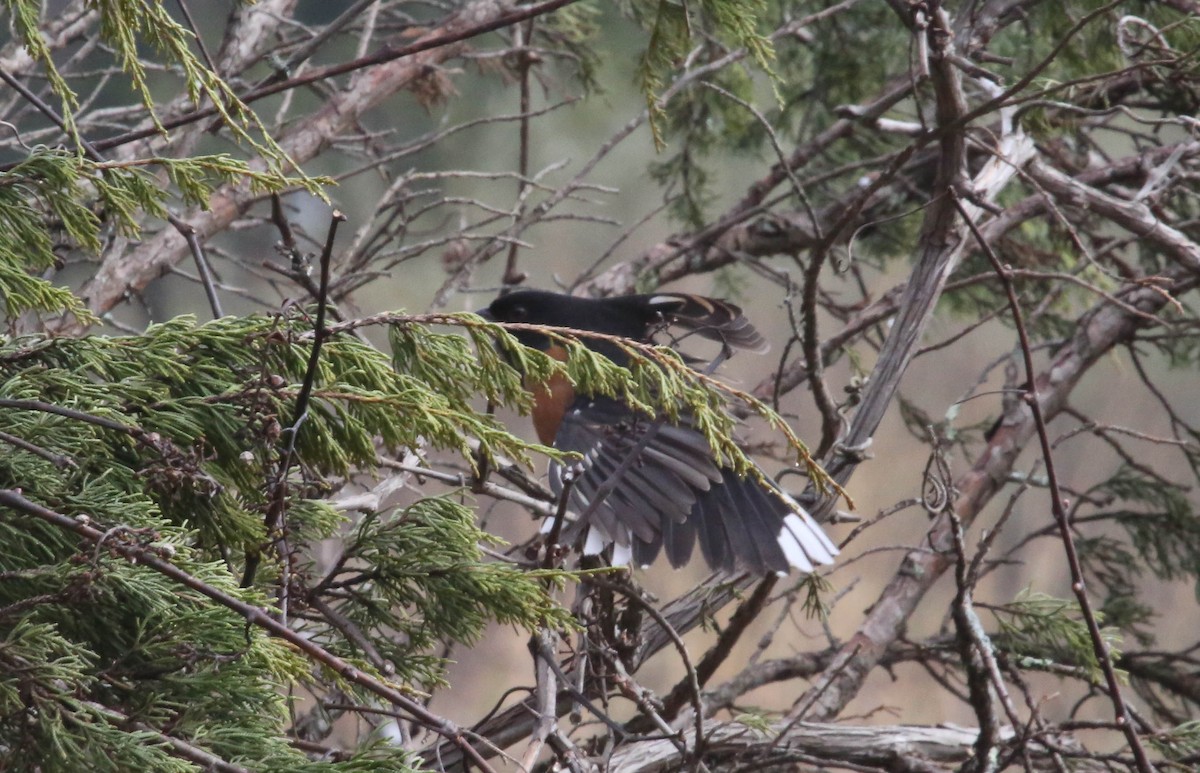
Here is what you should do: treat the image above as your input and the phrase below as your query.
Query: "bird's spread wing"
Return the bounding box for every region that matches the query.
[547,396,837,574]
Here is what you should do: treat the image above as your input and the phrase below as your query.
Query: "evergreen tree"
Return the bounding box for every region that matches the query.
[0,1,1197,770]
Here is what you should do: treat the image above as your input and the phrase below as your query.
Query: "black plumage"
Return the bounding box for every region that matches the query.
[482,289,837,575]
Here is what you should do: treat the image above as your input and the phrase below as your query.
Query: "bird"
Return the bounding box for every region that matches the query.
[479,289,838,575]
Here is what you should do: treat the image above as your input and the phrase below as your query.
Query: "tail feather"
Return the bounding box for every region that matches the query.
[660,510,696,567]
[633,528,661,568]
[777,489,840,563]
[726,473,794,574]
[693,494,732,571]
[686,469,839,575]
[714,473,777,573]
[780,512,838,568]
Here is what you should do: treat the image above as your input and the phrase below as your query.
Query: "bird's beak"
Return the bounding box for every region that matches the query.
[475,307,495,322]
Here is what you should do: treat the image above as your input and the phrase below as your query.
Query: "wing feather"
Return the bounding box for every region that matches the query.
[546,396,836,574]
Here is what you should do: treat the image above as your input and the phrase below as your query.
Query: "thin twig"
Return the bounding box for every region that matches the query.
[590,578,705,764]
[285,210,343,442]
[86,0,588,156]
[173,0,217,73]
[0,429,76,469]
[651,575,778,728]
[948,504,1004,773]
[167,214,223,318]
[951,191,1156,773]
[502,17,535,287]
[0,399,158,447]
[243,210,344,589]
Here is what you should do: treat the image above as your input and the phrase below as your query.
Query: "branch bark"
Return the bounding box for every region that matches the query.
[795,264,1198,723]
[606,719,1097,773]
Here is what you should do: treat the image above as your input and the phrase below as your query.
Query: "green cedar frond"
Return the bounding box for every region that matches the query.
[322,496,575,678]
[1148,720,1200,765]
[637,0,692,150]
[994,590,1124,683]
[0,310,586,770]
[0,147,321,321]
[1104,466,1200,593]
[632,0,776,149]
[5,0,319,195]
[2,0,79,136]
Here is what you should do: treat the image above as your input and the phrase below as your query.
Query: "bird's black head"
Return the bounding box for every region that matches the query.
[479,290,654,361]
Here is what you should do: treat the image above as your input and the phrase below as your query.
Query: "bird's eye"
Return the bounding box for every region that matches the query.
[508,305,528,321]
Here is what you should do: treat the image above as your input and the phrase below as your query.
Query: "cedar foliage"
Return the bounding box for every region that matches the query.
[1,0,1199,771]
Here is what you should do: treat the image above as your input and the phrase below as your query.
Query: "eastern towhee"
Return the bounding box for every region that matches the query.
[480,289,837,575]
